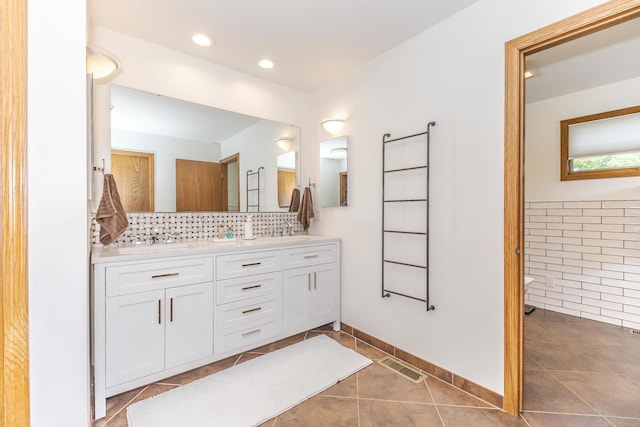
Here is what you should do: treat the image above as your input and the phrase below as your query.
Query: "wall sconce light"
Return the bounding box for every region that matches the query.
[86,46,120,80]
[275,137,294,151]
[321,118,346,135]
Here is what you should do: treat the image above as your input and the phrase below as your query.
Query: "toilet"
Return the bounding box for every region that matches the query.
[524,276,535,314]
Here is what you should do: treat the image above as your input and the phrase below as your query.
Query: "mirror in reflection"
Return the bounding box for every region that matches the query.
[319,136,348,207]
[109,84,300,212]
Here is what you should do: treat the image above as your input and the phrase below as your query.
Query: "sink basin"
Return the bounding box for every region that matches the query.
[118,242,193,253]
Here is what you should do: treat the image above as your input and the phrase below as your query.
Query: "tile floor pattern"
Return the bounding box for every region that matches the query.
[95,311,640,426]
[524,308,640,427]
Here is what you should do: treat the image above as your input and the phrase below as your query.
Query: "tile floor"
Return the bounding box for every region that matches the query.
[523,308,640,427]
[95,310,640,426]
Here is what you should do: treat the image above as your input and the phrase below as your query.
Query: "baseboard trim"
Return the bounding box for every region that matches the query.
[341,322,504,409]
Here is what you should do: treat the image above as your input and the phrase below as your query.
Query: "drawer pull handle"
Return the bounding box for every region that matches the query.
[241,329,261,337]
[241,262,262,267]
[314,272,317,290]
[242,307,262,315]
[158,299,161,324]
[241,284,262,291]
[304,254,320,259]
[170,297,173,322]
[308,273,312,291]
[152,272,180,279]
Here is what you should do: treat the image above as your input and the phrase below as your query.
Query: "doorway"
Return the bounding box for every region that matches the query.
[220,153,240,212]
[503,0,640,415]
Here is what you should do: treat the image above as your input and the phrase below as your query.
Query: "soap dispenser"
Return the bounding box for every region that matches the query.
[244,215,254,239]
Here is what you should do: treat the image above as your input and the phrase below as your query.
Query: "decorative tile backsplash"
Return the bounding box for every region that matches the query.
[91,211,305,247]
[524,200,640,329]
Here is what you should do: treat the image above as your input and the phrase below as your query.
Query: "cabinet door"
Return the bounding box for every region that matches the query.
[106,290,165,388]
[311,263,339,326]
[283,266,313,334]
[165,283,214,369]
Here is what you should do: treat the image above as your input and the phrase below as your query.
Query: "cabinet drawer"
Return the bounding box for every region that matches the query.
[282,244,337,269]
[215,316,282,355]
[216,272,281,305]
[106,257,213,297]
[215,294,280,330]
[216,250,281,280]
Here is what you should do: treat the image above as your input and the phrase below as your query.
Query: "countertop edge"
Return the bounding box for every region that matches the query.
[91,235,341,264]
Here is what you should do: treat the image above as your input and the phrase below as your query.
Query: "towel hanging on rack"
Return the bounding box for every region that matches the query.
[297,187,314,230]
[96,174,129,245]
[288,188,301,212]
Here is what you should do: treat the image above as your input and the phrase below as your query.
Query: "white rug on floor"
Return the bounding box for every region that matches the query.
[127,334,371,427]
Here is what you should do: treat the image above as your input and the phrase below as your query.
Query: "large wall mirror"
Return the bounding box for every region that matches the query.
[319,136,348,207]
[110,84,300,213]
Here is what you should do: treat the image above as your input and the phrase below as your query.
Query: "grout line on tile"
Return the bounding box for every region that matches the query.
[519,413,533,427]
[231,353,244,367]
[356,396,437,406]
[545,369,605,417]
[423,376,445,426]
[102,385,148,426]
[154,381,181,386]
[424,373,502,410]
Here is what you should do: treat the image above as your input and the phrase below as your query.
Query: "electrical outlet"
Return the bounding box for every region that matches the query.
[545,276,555,288]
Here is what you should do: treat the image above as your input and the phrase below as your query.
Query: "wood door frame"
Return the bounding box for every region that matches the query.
[503,0,640,415]
[1,0,30,424]
[219,153,240,212]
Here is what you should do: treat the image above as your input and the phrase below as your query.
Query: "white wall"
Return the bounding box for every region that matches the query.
[310,0,607,394]
[220,120,300,212]
[89,26,309,209]
[28,0,90,425]
[526,76,640,202]
[111,129,222,211]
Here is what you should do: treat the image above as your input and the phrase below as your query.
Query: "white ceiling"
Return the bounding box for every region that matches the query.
[88,0,481,92]
[525,17,640,103]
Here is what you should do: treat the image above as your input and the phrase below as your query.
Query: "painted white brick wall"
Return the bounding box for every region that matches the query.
[524,200,640,329]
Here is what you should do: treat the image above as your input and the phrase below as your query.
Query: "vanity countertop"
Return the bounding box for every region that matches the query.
[91,235,340,264]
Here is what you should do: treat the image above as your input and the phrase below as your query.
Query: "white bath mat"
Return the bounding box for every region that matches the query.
[127,334,371,427]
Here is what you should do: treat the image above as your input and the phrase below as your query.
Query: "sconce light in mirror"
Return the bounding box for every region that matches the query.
[275,137,294,151]
[321,118,346,135]
[524,60,538,79]
[330,147,347,157]
[86,46,120,80]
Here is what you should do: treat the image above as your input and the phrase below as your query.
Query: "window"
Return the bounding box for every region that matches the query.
[560,105,640,181]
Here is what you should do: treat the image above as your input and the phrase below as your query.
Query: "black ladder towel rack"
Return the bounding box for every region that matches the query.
[382,121,436,311]
[246,166,264,212]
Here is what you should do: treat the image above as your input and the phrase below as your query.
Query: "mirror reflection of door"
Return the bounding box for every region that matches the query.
[220,153,240,212]
[111,149,155,212]
[175,159,223,211]
[278,168,296,208]
[339,172,347,206]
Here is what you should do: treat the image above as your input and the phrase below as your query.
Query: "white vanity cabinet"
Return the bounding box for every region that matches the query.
[105,282,213,387]
[93,255,215,418]
[92,237,340,421]
[283,244,340,335]
[214,250,283,355]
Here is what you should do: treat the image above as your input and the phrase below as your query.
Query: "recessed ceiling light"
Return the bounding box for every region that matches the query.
[258,58,274,69]
[191,33,214,47]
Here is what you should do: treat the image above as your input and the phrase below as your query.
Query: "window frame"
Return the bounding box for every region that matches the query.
[560,105,640,181]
